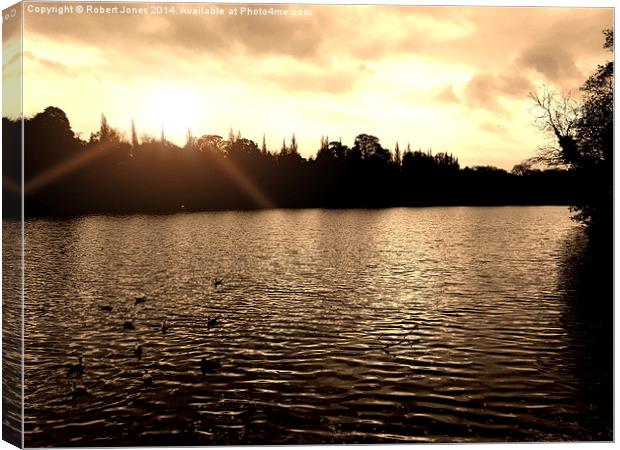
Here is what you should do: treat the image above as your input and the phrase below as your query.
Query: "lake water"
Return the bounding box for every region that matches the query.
[15,206,612,445]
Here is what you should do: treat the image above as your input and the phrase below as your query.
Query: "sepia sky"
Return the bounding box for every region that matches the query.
[6,3,614,168]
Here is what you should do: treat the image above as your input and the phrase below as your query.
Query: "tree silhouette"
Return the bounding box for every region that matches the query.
[279,138,288,156]
[131,119,139,149]
[290,133,299,155]
[530,28,613,234]
[394,142,401,168]
[2,103,583,217]
[529,88,580,166]
[353,134,383,160]
[261,134,268,155]
[184,128,196,151]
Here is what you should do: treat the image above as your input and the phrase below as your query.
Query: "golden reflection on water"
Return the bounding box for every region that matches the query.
[19,206,612,446]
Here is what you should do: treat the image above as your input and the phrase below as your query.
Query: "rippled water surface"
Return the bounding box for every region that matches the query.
[20,207,612,446]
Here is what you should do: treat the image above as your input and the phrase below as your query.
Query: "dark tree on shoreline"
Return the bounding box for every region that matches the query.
[2,105,580,218]
[530,29,613,238]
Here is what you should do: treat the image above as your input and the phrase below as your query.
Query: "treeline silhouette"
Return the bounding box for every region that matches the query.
[530,29,613,241]
[3,107,584,217]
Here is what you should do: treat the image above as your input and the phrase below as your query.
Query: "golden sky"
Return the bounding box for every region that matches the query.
[5,3,614,168]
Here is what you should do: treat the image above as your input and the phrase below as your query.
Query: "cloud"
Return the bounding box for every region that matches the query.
[24,4,334,60]
[479,121,508,135]
[24,51,75,76]
[263,66,364,94]
[465,73,503,111]
[497,73,535,98]
[435,85,460,103]
[19,5,614,169]
[517,44,582,82]
[464,70,535,111]
[23,5,612,94]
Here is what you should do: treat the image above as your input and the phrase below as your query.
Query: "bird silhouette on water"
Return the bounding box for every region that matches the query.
[159,319,170,333]
[123,320,135,330]
[66,356,85,380]
[212,278,223,288]
[207,316,220,329]
[134,295,146,306]
[134,344,143,360]
[99,305,112,312]
[70,380,89,399]
[201,357,222,375]
[142,370,153,387]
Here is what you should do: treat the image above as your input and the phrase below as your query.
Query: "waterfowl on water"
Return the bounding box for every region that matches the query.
[123,320,135,330]
[134,344,143,360]
[70,380,89,399]
[200,357,222,375]
[66,356,85,379]
[134,295,146,306]
[212,278,223,288]
[160,319,169,333]
[99,305,113,312]
[207,317,220,329]
[142,370,153,387]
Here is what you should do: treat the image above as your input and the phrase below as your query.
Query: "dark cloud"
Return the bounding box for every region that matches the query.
[23,3,343,93]
[24,3,334,59]
[497,73,535,98]
[22,4,613,98]
[26,5,611,67]
[465,73,503,111]
[318,6,612,84]
[464,70,535,111]
[517,44,582,82]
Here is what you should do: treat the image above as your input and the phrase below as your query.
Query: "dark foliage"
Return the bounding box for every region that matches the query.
[530,29,613,239]
[3,107,581,217]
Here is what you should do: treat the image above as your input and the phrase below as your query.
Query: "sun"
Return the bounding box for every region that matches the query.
[145,86,203,143]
